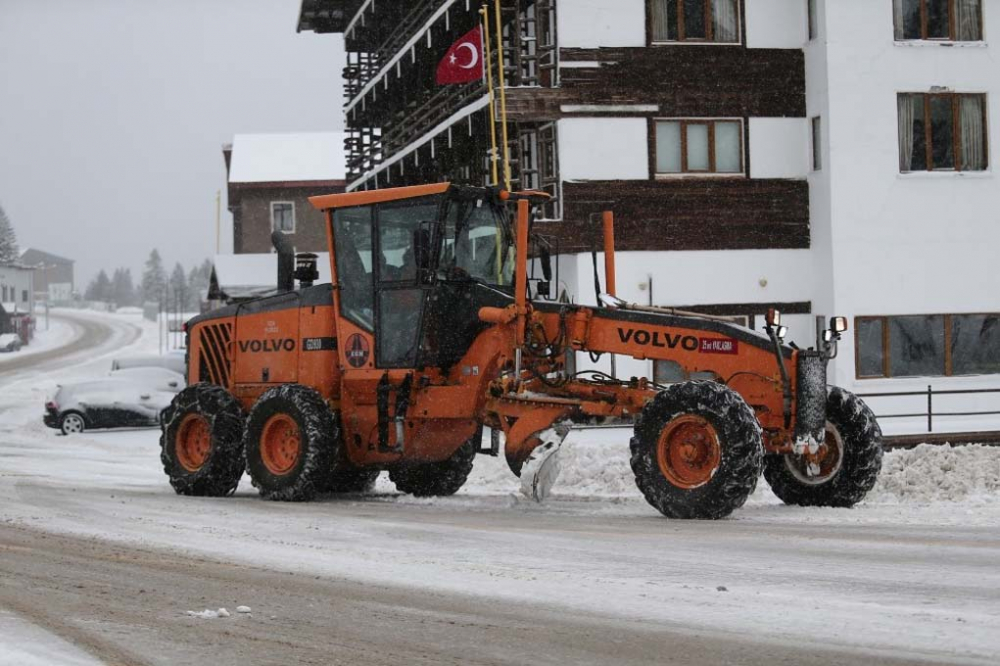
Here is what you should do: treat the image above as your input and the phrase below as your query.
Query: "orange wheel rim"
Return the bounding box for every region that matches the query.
[656,414,722,489]
[176,413,212,472]
[260,414,301,476]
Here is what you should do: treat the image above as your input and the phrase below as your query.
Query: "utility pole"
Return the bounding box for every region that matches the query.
[216,190,222,254]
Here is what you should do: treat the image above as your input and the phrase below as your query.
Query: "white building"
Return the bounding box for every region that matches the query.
[0,262,34,315]
[302,0,999,438]
[807,0,999,437]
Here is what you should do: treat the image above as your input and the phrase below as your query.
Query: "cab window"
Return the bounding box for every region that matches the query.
[439,199,514,287]
[377,199,440,285]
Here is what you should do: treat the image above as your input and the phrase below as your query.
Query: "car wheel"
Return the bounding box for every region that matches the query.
[60,412,86,435]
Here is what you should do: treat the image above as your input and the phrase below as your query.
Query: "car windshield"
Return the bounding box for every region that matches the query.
[438,197,514,287]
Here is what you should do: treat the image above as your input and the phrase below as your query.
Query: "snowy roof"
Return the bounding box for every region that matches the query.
[20,248,74,266]
[1,302,30,313]
[228,133,346,184]
[210,253,332,301]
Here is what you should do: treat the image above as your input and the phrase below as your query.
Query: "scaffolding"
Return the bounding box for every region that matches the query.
[343,0,561,211]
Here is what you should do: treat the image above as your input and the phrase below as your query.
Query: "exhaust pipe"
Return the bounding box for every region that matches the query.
[271,231,295,293]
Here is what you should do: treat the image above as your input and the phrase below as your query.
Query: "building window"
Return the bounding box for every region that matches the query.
[898,93,988,172]
[650,0,741,44]
[655,119,744,175]
[856,314,1000,378]
[811,116,822,171]
[22,290,28,303]
[893,0,983,41]
[807,0,818,40]
[271,202,295,233]
[1,285,6,301]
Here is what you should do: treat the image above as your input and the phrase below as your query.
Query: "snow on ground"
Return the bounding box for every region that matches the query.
[1,308,999,663]
[0,316,75,366]
[0,610,103,666]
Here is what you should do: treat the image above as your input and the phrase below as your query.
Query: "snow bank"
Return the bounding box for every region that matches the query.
[869,444,1000,504]
[454,430,1000,507]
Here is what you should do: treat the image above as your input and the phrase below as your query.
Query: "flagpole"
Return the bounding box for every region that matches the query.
[493,0,512,191]
[480,6,500,187]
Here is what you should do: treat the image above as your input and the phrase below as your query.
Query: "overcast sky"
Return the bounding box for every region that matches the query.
[0,0,344,287]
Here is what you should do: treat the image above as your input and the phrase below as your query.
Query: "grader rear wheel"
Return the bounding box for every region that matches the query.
[314,412,379,495]
[631,381,763,520]
[160,383,245,497]
[244,385,335,502]
[389,428,479,497]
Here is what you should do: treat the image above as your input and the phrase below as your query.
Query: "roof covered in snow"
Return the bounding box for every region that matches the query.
[20,248,74,266]
[228,133,346,184]
[210,253,332,302]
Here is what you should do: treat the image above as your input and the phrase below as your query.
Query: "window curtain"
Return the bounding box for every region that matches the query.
[651,0,671,41]
[898,95,916,171]
[712,0,739,42]
[892,0,905,40]
[955,0,983,41]
[960,95,986,171]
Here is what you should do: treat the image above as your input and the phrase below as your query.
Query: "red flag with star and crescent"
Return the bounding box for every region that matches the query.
[436,26,484,85]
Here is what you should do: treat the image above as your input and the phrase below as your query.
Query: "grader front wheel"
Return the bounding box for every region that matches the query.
[764,387,883,508]
[244,384,335,502]
[631,381,763,520]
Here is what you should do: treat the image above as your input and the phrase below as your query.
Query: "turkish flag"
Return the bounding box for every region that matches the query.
[436,26,484,85]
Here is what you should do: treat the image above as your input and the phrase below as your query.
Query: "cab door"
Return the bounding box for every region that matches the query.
[374,198,440,368]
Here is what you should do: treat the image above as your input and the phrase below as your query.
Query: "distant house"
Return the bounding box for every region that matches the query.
[20,248,75,302]
[0,262,35,341]
[225,133,346,254]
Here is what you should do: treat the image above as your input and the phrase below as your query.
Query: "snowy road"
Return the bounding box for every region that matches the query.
[1,311,998,665]
[0,310,140,379]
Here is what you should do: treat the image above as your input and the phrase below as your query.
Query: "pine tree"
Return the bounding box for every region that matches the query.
[111,268,136,307]
[140,249,167,304]
[0,203,19,264]
[168,262,187,310]
[186,258,212,311]
[85,270,112,302]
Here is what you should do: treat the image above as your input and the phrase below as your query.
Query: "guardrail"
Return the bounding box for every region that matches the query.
[855,386,1000,434]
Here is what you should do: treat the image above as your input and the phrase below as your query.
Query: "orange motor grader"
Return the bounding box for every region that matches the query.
[161,183,882,519]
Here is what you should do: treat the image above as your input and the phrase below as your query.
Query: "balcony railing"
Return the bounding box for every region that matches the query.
[855,385,1000,434]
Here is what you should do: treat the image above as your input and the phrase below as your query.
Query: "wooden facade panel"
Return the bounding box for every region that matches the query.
[552,46,805,119]
[539,179,810,253]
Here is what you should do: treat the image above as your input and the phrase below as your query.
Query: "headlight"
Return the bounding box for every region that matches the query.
[830,316,848,333]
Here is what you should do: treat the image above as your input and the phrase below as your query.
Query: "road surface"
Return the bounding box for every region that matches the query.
[0,310,141,378]
[0,311,997,665]
[0,522,949,666]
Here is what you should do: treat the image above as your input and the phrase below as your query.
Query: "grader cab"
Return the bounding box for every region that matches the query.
[161,183,882,519]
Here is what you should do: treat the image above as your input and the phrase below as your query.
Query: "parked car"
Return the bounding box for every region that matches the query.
[111,352,186,377]
[44,368,186,435]
[0,333,22,353]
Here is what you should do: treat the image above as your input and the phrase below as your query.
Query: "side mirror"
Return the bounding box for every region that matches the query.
[539,246,553,282]
[830,316,848,333]
[766,308,782,328]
